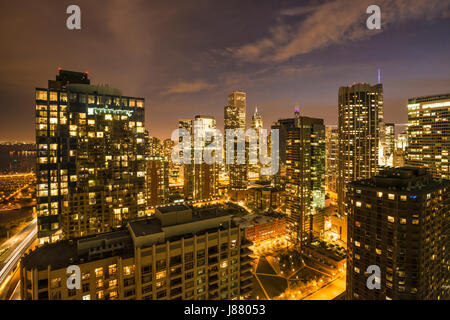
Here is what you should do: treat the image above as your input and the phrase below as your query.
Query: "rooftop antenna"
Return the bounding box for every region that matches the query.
[294,105,300,117]
[378,68,381,84]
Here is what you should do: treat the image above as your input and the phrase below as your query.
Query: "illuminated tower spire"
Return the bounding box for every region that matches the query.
[294,106,300,118]
[251,105,263,129]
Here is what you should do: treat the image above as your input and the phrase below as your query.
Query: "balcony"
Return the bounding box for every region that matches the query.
[240,287,252,295]
[240,279,252,288]
[240,256,253,264]
[241,263,252,272]
[241,271,253,280]
[240,248,253,256]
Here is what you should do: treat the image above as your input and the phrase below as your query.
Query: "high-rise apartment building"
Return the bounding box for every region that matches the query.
[346,167,450,300]
[35,70,146,243]
[271,115,299,189]
[337,82,383,216]
[284,113,326,244]
[179,116,218,201]
[145,156,169,208]
[20,205,253,300]
[248,107,263,181]
[144,133,169,208]
[250,106,263,130]
[224,91,247,200]
[393,131,408,167]
[379,122,395,167]
[407,94,450,179]
[325,126,339,199]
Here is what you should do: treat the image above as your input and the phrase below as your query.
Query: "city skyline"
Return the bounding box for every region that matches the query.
[0,0,449,303]
[1,0,450,141]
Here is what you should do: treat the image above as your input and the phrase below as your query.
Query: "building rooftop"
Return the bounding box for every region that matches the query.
[157,204,190,214]
[233,212,286,229]
[22,230,133,271]
[350,167,450,192]
[22,206,235,271]
[408,93,450,104]
[128,218,162,237]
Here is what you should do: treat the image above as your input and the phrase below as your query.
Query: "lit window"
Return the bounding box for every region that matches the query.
[36,90,47,100]
[123,265,135,276]
[96,291,104,299]
[156,271,166,280]
[387,216,395,223]
[109,264,117,275]
[95,268,103,277]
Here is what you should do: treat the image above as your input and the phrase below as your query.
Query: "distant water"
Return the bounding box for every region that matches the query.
[0,144,36,174]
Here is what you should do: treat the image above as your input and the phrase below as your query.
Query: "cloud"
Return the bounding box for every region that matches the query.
[163,80,216,95]
[229,0,450,63]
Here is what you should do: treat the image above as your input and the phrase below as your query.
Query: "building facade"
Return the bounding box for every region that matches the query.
[179,116,219,201]
[246,186,282,212]
[346,167,450,300]
[224,91,247,200]
[21,205,253,300]
[35,70,146,243]
[337,82,383,216]
[248,106,263,181]
[145,156,169,208]
[379,122,395,167]
[325,126,339,200]
[234,212,287,243]
[284,114,326,245]
[407,94,450,179]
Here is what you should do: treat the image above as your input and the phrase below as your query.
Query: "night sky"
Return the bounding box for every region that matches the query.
[0,0,449,141]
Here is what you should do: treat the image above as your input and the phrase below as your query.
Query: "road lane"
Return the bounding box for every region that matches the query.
[0,219,36,287]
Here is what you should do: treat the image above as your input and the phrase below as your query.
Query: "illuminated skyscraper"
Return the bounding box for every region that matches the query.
[145,132,169,208]
[406,94,450,179]
[35,70,146,243]
[346,167,450,300]
[284,113,326,244]
[271,116,296,188]
[249,106,263,181]
[224,91,247,200]
[179,116,218,201]
[393,131,408,167]
[325,126,339,200]
[337,82,383,216]
[250,106,263,130]
[379,122,395,167]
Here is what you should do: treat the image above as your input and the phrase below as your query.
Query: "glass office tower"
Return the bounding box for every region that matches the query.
[407,94,450,179]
